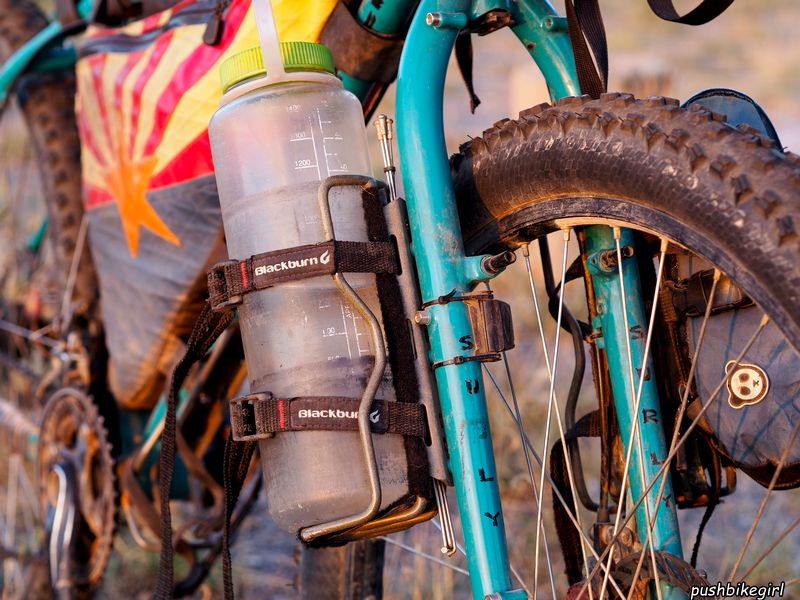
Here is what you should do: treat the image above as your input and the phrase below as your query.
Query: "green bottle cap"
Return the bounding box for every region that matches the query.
[220,41,336,92]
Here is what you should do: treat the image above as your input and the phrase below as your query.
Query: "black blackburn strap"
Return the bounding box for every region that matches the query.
[550,409,603,585]
[208,239,399,311]
[230,394,428,441]
[647,0,735,25]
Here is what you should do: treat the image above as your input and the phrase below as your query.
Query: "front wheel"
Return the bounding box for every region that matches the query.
[450,94,800,597]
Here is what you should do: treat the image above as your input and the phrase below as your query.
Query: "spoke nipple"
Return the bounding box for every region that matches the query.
[612,226,622,240]
[562,228,571,241]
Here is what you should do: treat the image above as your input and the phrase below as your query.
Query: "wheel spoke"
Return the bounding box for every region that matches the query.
[628,269,722,590]
[382,536,470,576]
[620,239,669,599]
[436,510,534,597]
[727,418,800,581]
[739,513,800,581]
[499,350,555,599]
[483,365,628,600]
[600,230,663,600]
[533,229,570,600]
[56,215,88,332]
[577,313,770,596]
[522,242,595,600]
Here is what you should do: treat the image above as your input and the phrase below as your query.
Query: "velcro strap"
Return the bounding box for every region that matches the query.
[208,239,399,311]
[230,394,428,441]
[320,1,405,83]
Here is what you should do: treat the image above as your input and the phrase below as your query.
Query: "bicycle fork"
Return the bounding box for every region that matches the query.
[396,2,686,599]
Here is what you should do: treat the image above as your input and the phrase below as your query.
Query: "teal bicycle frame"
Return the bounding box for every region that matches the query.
[1,1,685,598]
[393,1,683,598]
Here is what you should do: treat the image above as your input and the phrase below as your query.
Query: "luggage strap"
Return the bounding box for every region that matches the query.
[565,0,736,99]
[230,393,428,441]
[208,239,399,311]
[550,409,603,584]
[154,302,235,599]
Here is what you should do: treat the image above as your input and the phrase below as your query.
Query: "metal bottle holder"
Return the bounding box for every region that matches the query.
[299,175,439,543]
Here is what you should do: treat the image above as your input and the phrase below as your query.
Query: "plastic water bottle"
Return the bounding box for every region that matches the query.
[208,42,409,533]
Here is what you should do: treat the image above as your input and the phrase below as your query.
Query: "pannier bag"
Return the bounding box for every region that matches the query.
[75,0,338,409]
[668,254,800,489]
[666,90,800,490]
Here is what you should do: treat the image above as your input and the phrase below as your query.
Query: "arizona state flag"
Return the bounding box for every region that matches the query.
[75,0,337,409]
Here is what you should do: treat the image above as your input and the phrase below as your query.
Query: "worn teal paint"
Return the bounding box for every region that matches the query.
[395,0,531,596]
[395,0,591,596]
[0,0,691,595]
[0,21,65,104]
[586,226,686,600]
[26,218,48,254]
[509,0,581,101]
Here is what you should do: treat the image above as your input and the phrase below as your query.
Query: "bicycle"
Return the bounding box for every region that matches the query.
[0,0,799,599]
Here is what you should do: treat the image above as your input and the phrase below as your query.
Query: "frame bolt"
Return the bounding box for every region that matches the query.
[425,11,468,30]
[426,12,442,26]
[590,244,635,273]
[414,310,431,326]
[482,250,517,275]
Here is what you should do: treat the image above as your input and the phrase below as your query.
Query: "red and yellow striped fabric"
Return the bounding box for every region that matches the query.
[75,0,337,257]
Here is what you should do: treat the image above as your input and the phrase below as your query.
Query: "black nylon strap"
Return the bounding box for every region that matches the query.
[565,0,607,99]
[208,239,399,311]
[648,0,735,25]
[230,394,428,441]
[221,437,257,600]
[154,302,234,599]
[566,0,733,100]
[455,33,481,113]
[550,409,603,584]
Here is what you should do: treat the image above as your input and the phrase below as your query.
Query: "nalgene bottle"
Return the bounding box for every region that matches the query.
[209,42,409,533]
